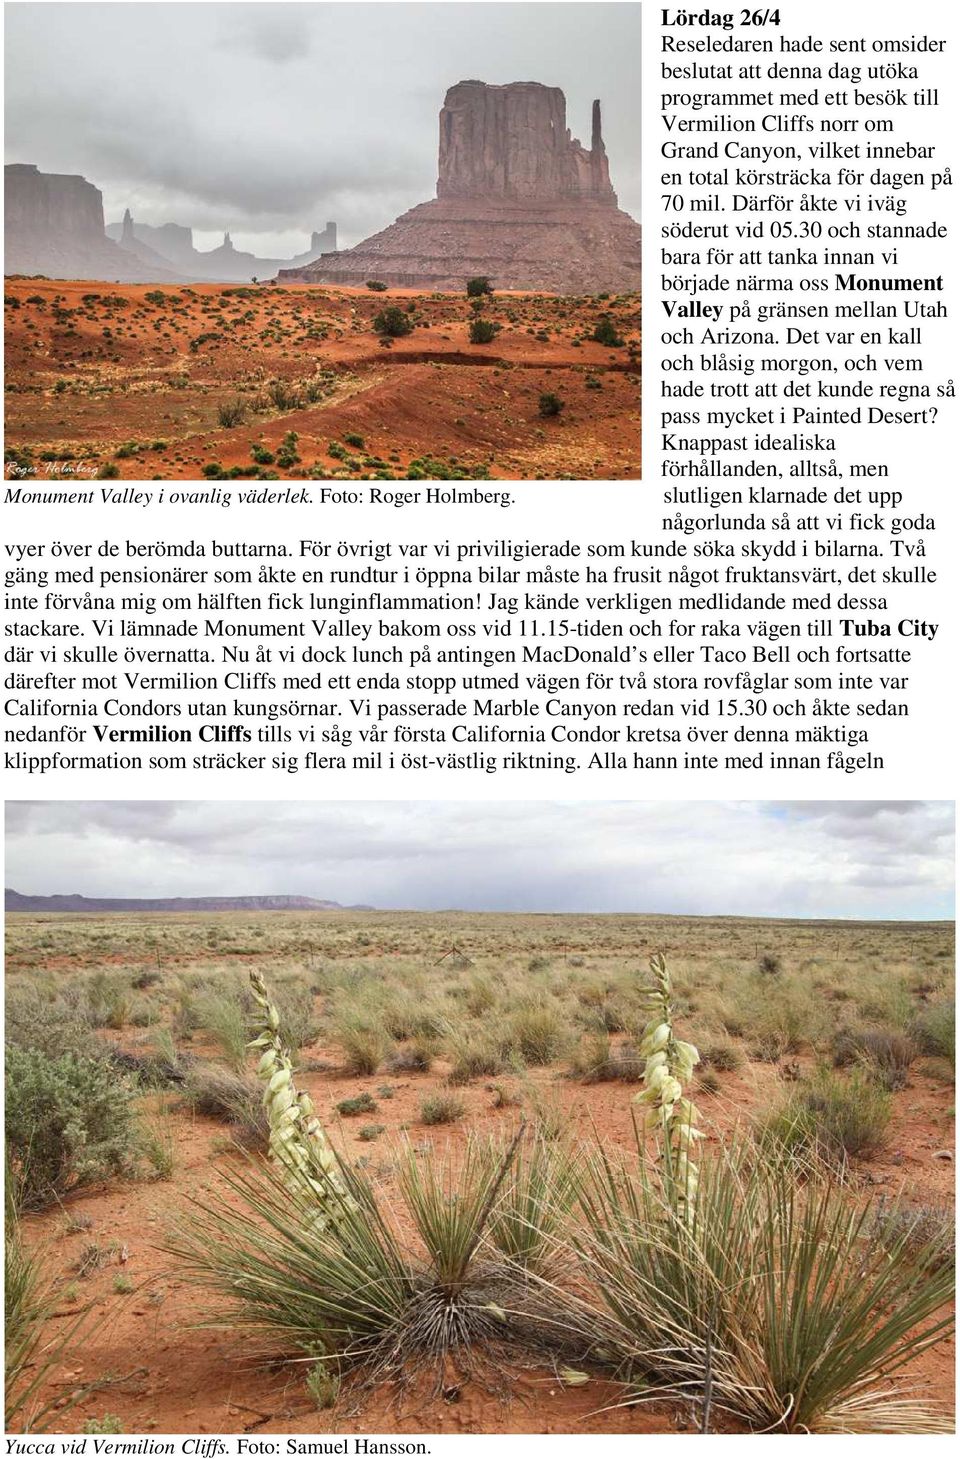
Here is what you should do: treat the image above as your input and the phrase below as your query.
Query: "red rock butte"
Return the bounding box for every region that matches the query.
[279,80,641,295]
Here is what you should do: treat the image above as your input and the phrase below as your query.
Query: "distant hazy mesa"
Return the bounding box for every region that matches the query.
[5,81,640,296]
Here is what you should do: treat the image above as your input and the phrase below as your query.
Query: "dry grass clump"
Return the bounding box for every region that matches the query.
[181,1062,269,1150]
[832,1027,917,1089]
[567,1033,643,1084]
[334,1013,392,1076]
[506,1002,568,1066]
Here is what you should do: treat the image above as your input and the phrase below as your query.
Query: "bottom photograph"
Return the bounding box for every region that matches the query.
[3,800,956,1436]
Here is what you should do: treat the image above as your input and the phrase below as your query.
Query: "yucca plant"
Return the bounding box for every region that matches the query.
[170,975,564,1397]
[571,952,954,1433]
[575,1137,954,1432]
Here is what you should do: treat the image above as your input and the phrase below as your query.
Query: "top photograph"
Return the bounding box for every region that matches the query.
[3,1,642,484]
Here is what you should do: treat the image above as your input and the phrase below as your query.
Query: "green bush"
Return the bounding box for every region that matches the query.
[372,306,413,339]
[5,1047,136,1210]
[469,318,500,345]
[365,281,388,291]
[420,1093,464,1125]
[466,277,493,297]
[591,316,624,347]
[538,392,564,418]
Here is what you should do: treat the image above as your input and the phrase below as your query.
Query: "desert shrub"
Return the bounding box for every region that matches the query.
[276,429,301,469]
[568,1033,642,1083]
[217,398,246,427]
[386,1038,435,1074]
[336,1092,378,1117]
[758,1068,891,1165]
[444,1023,504,1084]
[86,971,130,1030]
[911,997,954,1062]
[420,1092,464,1125]
[372,306,413,339]
[466,277,493,297]
[538,392,564,418]
[365,280,388,291]
[591,315,624,347]
[872,1200,955,1275]
[343,432,365,449]
[700,1039,744,1072]
[468,318,500,344]
[268,380,302,411]
[274,983,319,1060]
[4,988,98,1061]
[758,952,781,976]
[5,1047,137,1210]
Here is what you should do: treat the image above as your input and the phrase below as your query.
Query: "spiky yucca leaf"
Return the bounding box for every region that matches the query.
[487,1134,576,1274]
[5,1186,98,1432]
[168,1145,413,1359]
[398,1127,523,1298]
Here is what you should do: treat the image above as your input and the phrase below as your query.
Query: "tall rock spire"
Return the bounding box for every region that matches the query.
[121,207,134,246]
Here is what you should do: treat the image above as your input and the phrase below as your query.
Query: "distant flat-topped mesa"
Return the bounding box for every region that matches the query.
[5,163,184,282]
[279,81,639,295]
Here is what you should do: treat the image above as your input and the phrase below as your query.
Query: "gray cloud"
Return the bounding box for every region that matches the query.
[5,2,642,255]
[4,802,953,919]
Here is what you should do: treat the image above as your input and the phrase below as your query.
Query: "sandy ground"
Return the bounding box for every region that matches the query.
[18,1047,955,1436]
[3,280,640,481]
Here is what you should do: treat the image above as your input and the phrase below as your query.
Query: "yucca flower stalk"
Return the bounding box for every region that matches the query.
[633,953,702,1216]
[248,969,355,1225]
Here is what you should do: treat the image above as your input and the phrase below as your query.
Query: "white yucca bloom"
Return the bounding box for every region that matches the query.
[248,970,355,1225]
[632,952,702,1218]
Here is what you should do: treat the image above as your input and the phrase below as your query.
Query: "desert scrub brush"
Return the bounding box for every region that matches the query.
[248,970,355,1225]
[632,953,702,1217]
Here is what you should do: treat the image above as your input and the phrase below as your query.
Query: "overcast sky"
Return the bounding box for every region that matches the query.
[5,1,642,256]
[4,802,953,919]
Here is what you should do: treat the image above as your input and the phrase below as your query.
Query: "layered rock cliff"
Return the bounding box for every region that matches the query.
[281,81,639,295]
[5,164,184,281]
[437,80,615,204]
